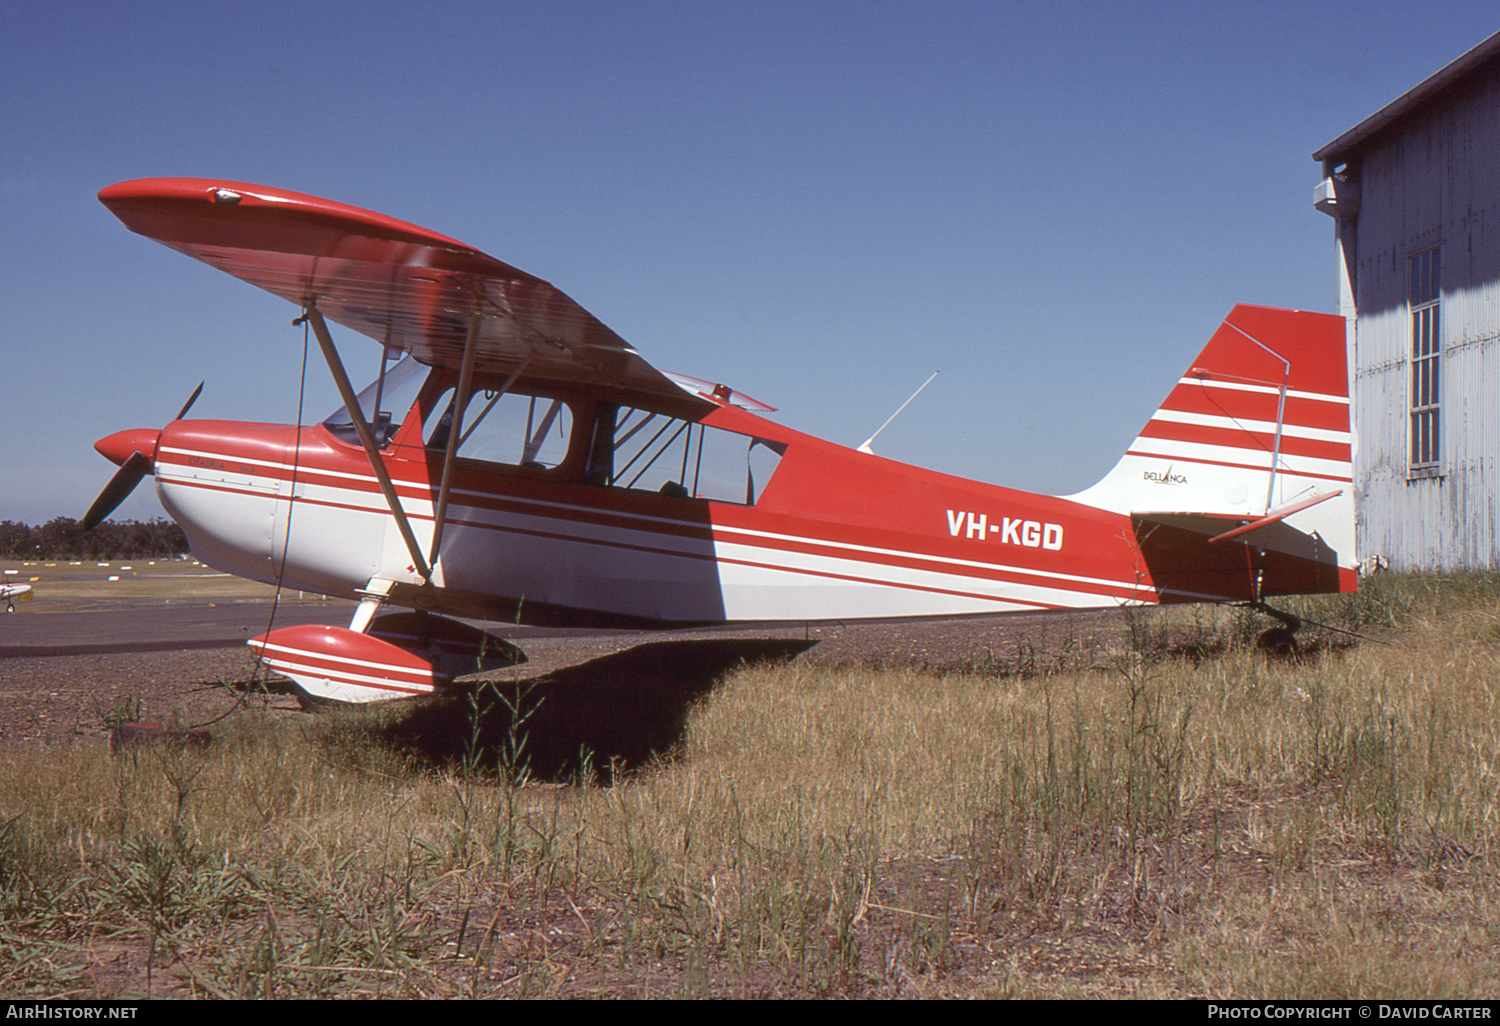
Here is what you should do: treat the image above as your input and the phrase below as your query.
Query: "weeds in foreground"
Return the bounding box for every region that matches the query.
[0,574,1498,996]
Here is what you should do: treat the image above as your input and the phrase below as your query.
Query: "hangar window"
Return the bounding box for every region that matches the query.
[1409,246,1442,476]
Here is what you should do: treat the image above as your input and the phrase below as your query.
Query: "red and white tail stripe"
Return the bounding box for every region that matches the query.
[1065,305,1353,575]
[1068,306,1349,504]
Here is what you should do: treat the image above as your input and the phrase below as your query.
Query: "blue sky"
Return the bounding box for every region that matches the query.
[2,1,1496,525]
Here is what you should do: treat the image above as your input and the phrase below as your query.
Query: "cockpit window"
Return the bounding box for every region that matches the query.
[322,355,427,448]
[424,388,574,470]
[587,404,785,504]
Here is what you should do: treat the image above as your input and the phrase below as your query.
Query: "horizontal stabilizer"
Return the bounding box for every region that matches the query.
[1205,489,1342,545]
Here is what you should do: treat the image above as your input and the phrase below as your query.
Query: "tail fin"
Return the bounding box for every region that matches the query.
[1066,304,1356,598]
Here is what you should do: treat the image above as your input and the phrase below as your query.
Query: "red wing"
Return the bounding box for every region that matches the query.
[99,178,702,406]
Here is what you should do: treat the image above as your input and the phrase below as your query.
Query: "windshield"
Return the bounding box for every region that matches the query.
[322,355,428,447]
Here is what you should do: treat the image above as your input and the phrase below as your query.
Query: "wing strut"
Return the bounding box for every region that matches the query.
[426,315,537,568]
[427,345,534,566]
[427,313,480,570]
[299,304,432,583]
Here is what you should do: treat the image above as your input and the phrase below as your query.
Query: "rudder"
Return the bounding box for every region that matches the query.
[1065,304,1356,597]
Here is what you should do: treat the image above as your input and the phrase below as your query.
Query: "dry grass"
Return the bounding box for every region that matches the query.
[3,574,1500,997]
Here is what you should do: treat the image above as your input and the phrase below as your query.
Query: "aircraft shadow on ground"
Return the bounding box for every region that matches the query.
[375,637,817,783]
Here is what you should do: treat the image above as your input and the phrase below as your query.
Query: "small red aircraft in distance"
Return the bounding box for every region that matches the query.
[87,178,1355,704]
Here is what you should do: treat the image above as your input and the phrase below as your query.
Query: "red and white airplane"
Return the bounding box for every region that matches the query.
[87,178,1356,703]
[1,583,31,613]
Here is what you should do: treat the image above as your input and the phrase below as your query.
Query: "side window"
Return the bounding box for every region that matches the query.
[425,389,573,470]
[590,404,785,504]
[1409,245,1441,477]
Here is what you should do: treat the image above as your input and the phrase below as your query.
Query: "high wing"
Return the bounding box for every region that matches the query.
[98,178,703,408]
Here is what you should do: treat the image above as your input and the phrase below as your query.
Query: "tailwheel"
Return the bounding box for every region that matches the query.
[1248,602,1302,656]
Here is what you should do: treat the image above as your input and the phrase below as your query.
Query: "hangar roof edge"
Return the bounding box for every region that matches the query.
[1313,30,1500,166]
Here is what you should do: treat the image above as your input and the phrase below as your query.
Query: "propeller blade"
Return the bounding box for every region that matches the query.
[81,451,151,530]
[84,381,201,531]
[174,382,204,422]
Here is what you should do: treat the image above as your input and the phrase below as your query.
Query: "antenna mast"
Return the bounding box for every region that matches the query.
[858,371,939,454]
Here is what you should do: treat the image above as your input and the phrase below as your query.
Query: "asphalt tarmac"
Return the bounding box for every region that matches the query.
[0,600,632,659]
[0,599,639,747]
[0,595,1119,749]
[0,601,355,657]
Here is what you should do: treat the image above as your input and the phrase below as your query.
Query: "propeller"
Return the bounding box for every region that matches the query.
[173,382,204,422]
[81,382,203,531]
[81,452,152,530]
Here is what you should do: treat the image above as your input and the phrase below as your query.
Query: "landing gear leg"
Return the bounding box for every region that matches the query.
[349,577,395,634]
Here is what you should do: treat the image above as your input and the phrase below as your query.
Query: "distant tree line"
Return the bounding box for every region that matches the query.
[0,519,189,561]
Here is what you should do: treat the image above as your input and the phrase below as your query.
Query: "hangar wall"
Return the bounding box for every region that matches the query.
[1316,35,1500,569]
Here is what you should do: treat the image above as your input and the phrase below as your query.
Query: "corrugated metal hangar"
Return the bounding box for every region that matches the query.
[1314,30,1500,570]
